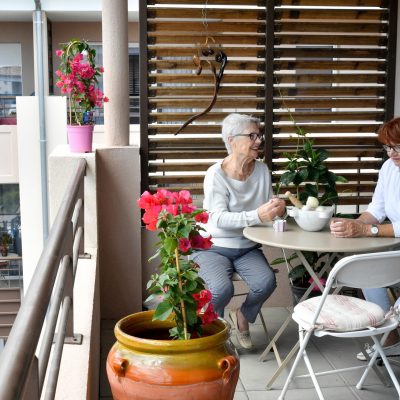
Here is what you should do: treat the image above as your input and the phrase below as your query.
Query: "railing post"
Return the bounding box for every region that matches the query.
[21,356,39,400]
[64,221,82,345]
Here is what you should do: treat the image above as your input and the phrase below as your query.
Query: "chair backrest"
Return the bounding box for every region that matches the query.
[327,250,400,291]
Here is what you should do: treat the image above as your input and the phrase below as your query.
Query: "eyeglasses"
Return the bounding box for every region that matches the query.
[383,144,400,153]
[235,133,264,142]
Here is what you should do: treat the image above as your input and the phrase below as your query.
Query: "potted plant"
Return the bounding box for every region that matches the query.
[277,126,348,206]
[0,233,12,257]
[273,124,348,301]
[106,189,240,400]
[55,39,109,153]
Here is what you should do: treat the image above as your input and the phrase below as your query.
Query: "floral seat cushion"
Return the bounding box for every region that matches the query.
[294,294,386,332]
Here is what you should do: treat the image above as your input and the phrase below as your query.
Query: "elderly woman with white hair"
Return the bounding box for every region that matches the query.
[191,113,286,349]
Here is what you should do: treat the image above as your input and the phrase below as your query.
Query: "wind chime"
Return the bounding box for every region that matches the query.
[174,1,228,135]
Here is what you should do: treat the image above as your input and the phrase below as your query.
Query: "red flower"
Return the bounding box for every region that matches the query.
[56,50,63,57]
[191,234,213,249]
[193,289,212,311]
[199,303,218,325]
[179,238,191,253]
[194,212,209,224]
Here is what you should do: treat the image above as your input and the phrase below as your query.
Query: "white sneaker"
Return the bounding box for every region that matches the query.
[357,342,400,361]
[229,309,253,349]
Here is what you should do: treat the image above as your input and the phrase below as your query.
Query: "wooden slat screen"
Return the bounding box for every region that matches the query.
[140,0,397,206]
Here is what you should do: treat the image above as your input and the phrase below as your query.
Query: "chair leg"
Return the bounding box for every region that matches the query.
[358,334,400,396]
[258,310,282,365]
[302,346,325,400]
[278,328,315,400]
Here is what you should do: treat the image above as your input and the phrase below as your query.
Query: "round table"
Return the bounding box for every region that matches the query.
[243,220,400,253]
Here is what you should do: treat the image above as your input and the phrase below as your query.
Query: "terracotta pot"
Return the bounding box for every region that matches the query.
[106,310,240,400]
[67,124,94,153]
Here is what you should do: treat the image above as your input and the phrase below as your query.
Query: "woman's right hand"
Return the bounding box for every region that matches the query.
[257,198,286,222]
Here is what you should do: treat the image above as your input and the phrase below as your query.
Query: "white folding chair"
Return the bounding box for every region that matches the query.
[278,250,400,400]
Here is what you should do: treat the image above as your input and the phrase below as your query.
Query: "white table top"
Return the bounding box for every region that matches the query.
[243,220,400,253]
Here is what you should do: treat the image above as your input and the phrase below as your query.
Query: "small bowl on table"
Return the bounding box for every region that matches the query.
[287,206,334,232]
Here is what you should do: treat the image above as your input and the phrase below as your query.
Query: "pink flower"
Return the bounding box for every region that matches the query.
[104,96,109,103]
[56,50,63,57]
[179,238,191,253]
[195,212,209,224]
[99,66,104,73]
[178,190,192,205]
[137,191,155,209]
[181,204,196,214]
[308,277,326,292]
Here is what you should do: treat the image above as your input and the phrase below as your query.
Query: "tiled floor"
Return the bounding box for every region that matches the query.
[100,307,400,399]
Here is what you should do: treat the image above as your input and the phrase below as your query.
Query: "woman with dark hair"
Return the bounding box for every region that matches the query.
[330,117,400,359]
[191,113,286,349]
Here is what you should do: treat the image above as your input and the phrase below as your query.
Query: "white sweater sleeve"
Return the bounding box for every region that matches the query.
[204,168,262,229]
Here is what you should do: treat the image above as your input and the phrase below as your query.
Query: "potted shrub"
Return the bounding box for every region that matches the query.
[277,126,348,206]
[0,233,12,257]
[106,189,240,400]
[55,39,109,153]
[273,125,348,300]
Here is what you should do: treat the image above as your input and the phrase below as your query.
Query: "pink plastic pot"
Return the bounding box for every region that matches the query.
[67,124,94,153]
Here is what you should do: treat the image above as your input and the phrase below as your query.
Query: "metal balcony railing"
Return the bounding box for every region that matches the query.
[0,159,86,400]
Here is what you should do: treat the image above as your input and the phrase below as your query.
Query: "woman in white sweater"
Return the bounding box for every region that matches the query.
[191,113,286,349]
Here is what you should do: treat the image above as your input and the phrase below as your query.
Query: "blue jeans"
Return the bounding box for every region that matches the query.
[191,245,277,323]
[363,287,400,312]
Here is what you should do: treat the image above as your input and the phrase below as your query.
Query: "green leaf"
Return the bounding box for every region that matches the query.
[163,236,177,255]
[153,301,174,321]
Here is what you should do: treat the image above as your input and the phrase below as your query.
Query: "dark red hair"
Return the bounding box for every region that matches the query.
[377,117,400,144]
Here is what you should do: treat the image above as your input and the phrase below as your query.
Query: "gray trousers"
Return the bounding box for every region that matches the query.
[191,245,277,323]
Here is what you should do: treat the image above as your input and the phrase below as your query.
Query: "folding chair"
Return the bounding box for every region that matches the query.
[278,250,400,400]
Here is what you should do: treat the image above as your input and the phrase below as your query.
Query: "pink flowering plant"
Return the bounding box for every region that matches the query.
[55,39,109,125]
[138,189,217,340]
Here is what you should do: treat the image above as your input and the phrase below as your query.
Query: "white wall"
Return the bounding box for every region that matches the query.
[0,125,18,183]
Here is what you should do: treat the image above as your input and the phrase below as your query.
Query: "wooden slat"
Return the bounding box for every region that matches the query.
[149,97,264,109]
[274,87,386,97]
[275,21,387,33]
[274,60,386,70]
[273,136,379,146]
[150,159,383,173]
[278,0,386,6]
[149,59,265,71]
[149,73,264,85]
[149,34,265,46]
[275,34,387,46]
[148,149,228,159]
[148,21,265,33]
[148,46,264,57]
[274,98,385,108]
[149,111,263,123]
[149,86,264,97]
[151,0,385,5]
[273,123,381,134]
[273,148,383,157]
[274,47,387,58]
[276,9,386,20]
[274,110,385,122]
[150,0,261,4]
[276,73,385,84]
[149,8,265,19]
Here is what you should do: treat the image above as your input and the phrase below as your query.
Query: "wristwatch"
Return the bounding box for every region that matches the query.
[370,224,379,237]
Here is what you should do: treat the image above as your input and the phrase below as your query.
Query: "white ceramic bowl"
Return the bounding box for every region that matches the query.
[287,206,334,232]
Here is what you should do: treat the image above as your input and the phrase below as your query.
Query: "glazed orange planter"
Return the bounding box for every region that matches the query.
[106,310,240,400]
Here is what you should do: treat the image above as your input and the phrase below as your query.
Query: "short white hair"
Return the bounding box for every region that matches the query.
[221,113,261,154]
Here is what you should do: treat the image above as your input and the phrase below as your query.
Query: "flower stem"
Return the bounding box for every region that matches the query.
[174,247,188,340]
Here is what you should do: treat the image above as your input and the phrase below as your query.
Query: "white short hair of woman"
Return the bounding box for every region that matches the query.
[221,113,261,154]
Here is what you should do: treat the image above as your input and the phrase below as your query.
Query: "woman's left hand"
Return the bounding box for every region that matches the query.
[330,218,368,238]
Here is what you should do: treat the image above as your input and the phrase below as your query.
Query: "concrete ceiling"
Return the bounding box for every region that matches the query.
[0,0,139,22]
